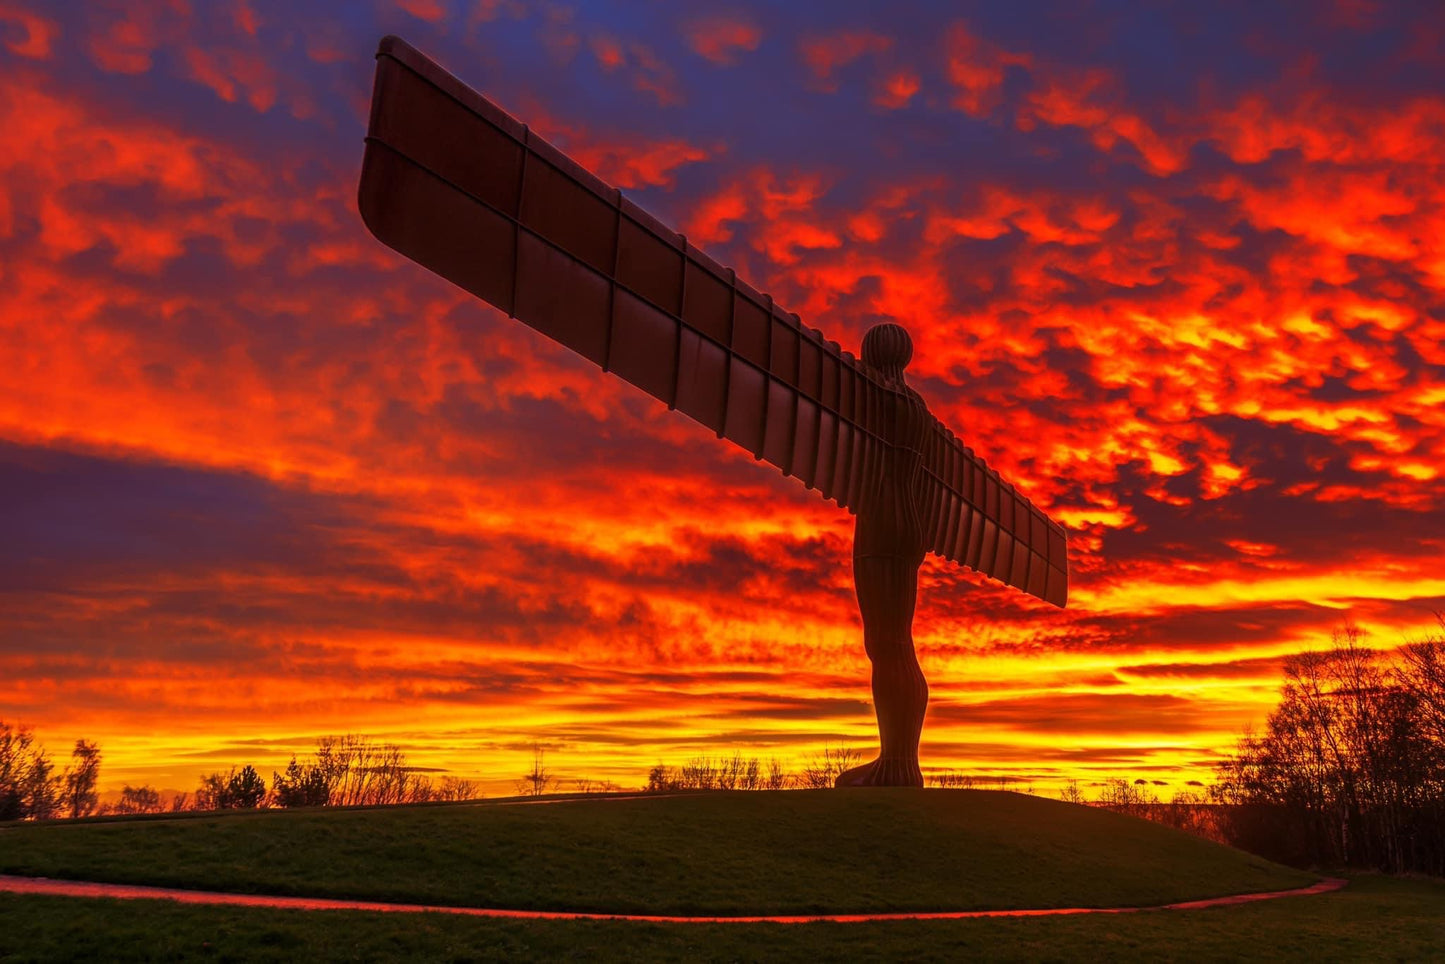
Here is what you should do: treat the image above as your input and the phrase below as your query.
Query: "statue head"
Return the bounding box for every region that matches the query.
[862,323,913,378]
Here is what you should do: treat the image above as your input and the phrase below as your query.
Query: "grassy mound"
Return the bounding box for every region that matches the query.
[0,790,1313,915]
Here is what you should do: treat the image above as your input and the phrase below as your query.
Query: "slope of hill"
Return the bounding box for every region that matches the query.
[0,789,1313,915]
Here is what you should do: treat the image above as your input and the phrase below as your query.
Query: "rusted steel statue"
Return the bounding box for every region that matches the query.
[358,37,1068,787]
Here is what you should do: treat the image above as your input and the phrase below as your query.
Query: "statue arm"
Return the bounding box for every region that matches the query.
[357,34,1064,578]
[358,35,886,514]
[920,415,1068,607]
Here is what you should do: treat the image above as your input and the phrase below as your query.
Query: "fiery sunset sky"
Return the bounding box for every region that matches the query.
[2,0,1443,797]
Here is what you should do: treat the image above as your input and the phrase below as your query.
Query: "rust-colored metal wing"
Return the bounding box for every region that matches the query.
[357,36,1067,606]
[358,35,881,514]
[919,418,1068,607]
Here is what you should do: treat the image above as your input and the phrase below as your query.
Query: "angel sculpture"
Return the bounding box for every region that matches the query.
[358,37,1068,787]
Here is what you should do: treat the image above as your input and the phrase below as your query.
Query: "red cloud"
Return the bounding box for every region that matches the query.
[944,21,1030,115]
[589,34,626,71]
[183,45,280,112]
[583,34,684,106]
[875,70,920,109]
[0,2,56,59]
[683,167,830,248]
[396,0,448,23]
[1021,68,1187,175]
[522,108,716,189]
[798,29,892,90]
[233,0,260,36]
[685,14,762,66]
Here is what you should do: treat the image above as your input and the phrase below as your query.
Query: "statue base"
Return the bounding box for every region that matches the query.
[834,756,924,788]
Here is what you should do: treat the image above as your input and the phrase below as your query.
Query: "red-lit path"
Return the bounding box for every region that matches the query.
[0,875,1346,923]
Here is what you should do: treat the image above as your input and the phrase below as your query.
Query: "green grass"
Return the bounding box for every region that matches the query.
[1,875,1441,962]
[0,790,1310,914]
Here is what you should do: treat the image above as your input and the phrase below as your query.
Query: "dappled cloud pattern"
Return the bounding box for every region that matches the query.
[1,0,1442,795]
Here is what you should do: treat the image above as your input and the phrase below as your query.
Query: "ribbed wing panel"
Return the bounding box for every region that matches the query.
[922,419,1068,607]
[358,36,880,513]
[358,36,1066,605]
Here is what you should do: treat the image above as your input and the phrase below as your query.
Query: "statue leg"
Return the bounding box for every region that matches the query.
[835,552,928,787]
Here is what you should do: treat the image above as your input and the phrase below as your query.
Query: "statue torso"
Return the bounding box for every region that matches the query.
[854,380,930,563]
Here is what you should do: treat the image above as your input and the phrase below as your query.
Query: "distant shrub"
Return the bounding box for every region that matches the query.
[112,785,163,815]
[797,745,862,789]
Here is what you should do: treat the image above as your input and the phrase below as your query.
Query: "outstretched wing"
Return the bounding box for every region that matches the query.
[359,35,884,515]
[358,36,1067,606]
[919,419,1068,607]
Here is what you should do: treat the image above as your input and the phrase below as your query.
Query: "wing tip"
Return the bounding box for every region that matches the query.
[376,34,413,60]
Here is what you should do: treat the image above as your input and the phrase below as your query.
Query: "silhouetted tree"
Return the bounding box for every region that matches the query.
[1097,777,1157,817]
[194,766,266,810]
[1400,620,1445,748]
[63,740,101,819]
[435,776,480,801]
[272,756,331,808]
[250,736,455,808]
[310,734,431,806]
[113,785,163,815]
[405,775,438,803]
[798,745,862,788]
[226,765,267,809]
[680,756,720,790]
[516,746,556,796]
[0,723,29,820]
[1213,622,1445,875]
[0,723,62,821]
[571,777,619,794]
[646,763,680,792]
[23,751,60,821]
[1155,790,1224,842]
[1058,779,1087,805]
[195,772,228,810]
[646,756,793,792]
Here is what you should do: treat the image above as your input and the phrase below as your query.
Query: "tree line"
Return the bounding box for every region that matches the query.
[0,731,481,817]
[1209,622,1445,876]
[643,745,865,792]
[0,724,101,820]
[1079,620,1445,876]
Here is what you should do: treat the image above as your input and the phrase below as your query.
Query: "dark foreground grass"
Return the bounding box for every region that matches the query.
[0,875,1440,962]
[0,790,1311,914]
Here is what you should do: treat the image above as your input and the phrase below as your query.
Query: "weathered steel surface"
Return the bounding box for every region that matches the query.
[358,35,1067,608]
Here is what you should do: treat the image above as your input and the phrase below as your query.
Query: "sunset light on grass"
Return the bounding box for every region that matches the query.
[2,1,1443,799]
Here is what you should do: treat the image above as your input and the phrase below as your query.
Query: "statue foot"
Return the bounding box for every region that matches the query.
[833,756,923,788]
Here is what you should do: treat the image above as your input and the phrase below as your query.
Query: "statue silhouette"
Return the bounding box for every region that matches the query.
[837,323,931,786]
[358,37,1069,786]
